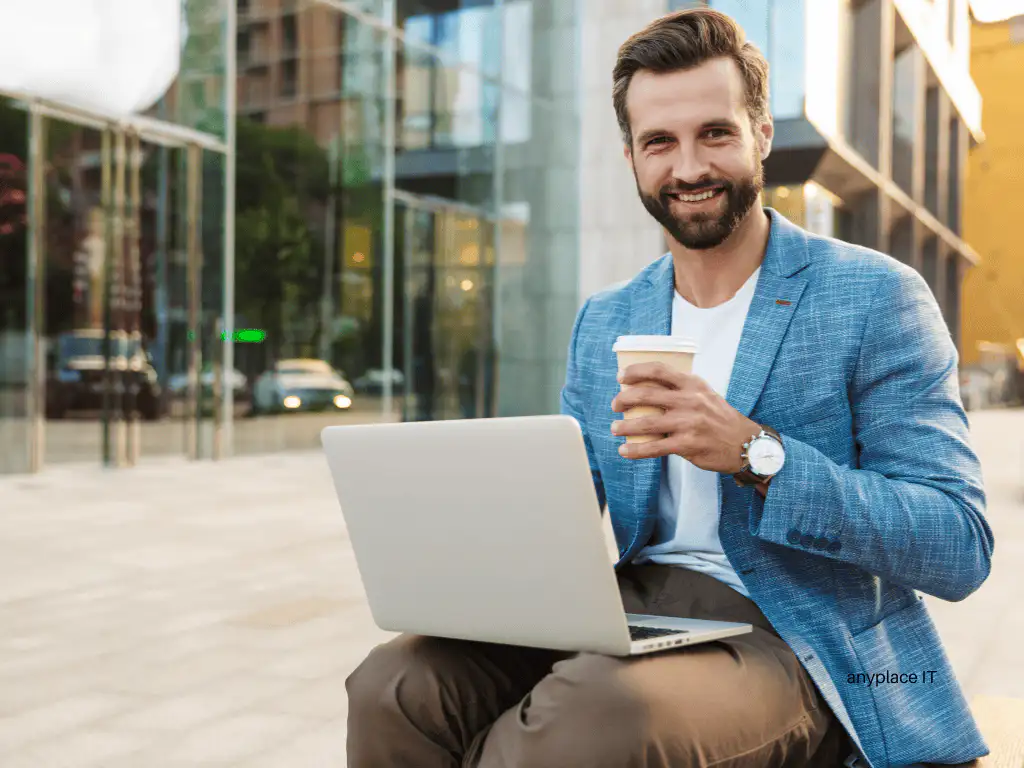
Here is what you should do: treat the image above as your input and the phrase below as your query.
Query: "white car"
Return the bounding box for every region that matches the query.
[167,365,248,397]
[252,358,355,414]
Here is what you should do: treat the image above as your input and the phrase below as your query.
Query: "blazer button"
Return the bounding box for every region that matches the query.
[813,537,829,550]
[826,540,842,555]
[787,529,801,545]
[799,533,815,548]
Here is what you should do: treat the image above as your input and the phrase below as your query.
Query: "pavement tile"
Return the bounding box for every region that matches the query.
[253,675,350,721]
[96,674,298,732]
[238,718,347,768]
[17,727,144,767]
[0,694,138,754]
[157,712,313,763]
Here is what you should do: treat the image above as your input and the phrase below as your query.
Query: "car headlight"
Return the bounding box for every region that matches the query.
[282,395,302,409]
[333,394,352,409]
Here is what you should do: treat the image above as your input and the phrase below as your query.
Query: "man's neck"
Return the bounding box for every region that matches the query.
[670,206,771,309]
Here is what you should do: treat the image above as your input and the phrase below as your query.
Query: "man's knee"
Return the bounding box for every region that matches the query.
[514,654,653,756]
[346,634,453,716]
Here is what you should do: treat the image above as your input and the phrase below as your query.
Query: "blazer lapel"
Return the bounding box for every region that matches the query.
[626,209,813,528]
[724,210,811,417]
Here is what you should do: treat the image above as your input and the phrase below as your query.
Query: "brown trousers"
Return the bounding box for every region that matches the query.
[346,564,851,767]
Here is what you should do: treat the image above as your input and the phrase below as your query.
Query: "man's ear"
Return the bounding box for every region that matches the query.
[623,142,632,163]
[758,121,774,161]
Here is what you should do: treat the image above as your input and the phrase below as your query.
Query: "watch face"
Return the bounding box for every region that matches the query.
[749,436,785,475]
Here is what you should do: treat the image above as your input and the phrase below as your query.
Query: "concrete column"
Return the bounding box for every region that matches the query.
[577,0,667,303]
[496,0,583,416]
[935,91,951,226]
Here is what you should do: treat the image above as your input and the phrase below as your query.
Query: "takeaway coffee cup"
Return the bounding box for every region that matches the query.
[612,335,699,444]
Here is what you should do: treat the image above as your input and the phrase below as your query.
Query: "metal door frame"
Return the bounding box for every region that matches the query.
[21,98,224,471]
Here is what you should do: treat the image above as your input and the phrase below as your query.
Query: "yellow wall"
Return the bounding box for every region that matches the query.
[962,18,1024,367]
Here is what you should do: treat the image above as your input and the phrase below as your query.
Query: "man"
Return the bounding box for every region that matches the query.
[346,9,994,767]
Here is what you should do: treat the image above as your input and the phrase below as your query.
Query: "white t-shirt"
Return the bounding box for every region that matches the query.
[633,267,761,597]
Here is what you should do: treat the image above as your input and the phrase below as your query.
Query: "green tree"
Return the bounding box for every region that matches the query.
[233,118,330,361]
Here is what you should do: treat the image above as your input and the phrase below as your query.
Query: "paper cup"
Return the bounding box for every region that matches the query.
[613,335,698,444]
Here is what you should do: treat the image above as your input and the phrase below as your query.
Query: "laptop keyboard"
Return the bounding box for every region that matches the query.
[628,625,689,641]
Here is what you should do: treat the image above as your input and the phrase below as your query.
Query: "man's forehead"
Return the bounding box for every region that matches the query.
[627,59,746,128]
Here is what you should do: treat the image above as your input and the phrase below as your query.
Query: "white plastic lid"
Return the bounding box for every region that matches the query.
[612,335,698,354]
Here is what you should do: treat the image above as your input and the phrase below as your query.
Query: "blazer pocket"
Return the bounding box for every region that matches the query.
[848,599,980,765]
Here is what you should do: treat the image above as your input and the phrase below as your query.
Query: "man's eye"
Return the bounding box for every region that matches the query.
[705,129,730,139]
[647,136,671,146]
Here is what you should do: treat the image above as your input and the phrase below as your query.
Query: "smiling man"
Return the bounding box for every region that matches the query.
[345,9,993,768]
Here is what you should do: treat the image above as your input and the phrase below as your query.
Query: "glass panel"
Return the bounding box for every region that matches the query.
[144,0,229,140]
[947,116,962,235]
[40,119,108,466]
[399,200,495,422]
[136,138,193,459]
[768,0,805,120]
[892,45,917,196]
[924,84,940,213]
[231,13,390,457]
[713,1,769,56]
[0,97,29,474]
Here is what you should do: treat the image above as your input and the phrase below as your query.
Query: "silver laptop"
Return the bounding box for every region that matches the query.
[321,414,752,656]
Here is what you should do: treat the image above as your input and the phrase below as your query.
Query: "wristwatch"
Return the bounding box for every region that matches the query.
[733,424,785,488]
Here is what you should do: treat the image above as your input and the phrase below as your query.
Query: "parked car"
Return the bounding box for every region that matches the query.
[45,329,164,420]
[252,358,354,415]
[354,368,406,396]
[166,364,251,414]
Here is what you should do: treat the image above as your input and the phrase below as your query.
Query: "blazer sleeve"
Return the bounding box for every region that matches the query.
[560,297,607,512]
[749,266,994,602]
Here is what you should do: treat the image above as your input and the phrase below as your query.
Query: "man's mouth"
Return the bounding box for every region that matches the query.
[666,187,725,203]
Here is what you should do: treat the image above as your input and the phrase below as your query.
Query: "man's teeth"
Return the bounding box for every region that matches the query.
[673,189,719,202]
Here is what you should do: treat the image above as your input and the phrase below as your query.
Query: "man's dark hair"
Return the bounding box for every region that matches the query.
[612,8,771,148]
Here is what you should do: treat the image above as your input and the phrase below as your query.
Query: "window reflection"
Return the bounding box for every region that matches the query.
[399,1,531,151]
[672,0,807,121]
[892,45,917,196]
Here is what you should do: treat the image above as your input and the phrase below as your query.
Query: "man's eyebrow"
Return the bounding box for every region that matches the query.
[634,120,741,146]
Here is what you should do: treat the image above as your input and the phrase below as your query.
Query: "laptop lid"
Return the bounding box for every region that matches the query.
[321,415,632,654]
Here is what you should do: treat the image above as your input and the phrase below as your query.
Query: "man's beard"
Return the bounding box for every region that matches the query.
[635,151,764,250]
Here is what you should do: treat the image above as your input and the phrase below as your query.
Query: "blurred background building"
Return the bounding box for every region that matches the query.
[0,0,1016,475]
[962,10,1024,410]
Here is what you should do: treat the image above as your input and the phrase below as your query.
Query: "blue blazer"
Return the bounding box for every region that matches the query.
[560,209,994,768]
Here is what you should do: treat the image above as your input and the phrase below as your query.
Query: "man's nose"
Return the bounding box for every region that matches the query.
[670,145,713,186]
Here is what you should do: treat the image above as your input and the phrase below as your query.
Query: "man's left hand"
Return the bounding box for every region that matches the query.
[610,362,763,475]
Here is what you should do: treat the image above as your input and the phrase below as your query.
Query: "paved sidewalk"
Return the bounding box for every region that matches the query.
[0,409,1021,766]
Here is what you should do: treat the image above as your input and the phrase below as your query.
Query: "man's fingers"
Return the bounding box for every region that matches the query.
[611,385,677,413]
[611,414,667,437]
[618,362,691,389]
[619,436,677,460]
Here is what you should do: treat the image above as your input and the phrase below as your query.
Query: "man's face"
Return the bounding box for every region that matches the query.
[624,57,772,250]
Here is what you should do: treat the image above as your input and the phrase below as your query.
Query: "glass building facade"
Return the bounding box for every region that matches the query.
[0,0,579,473]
